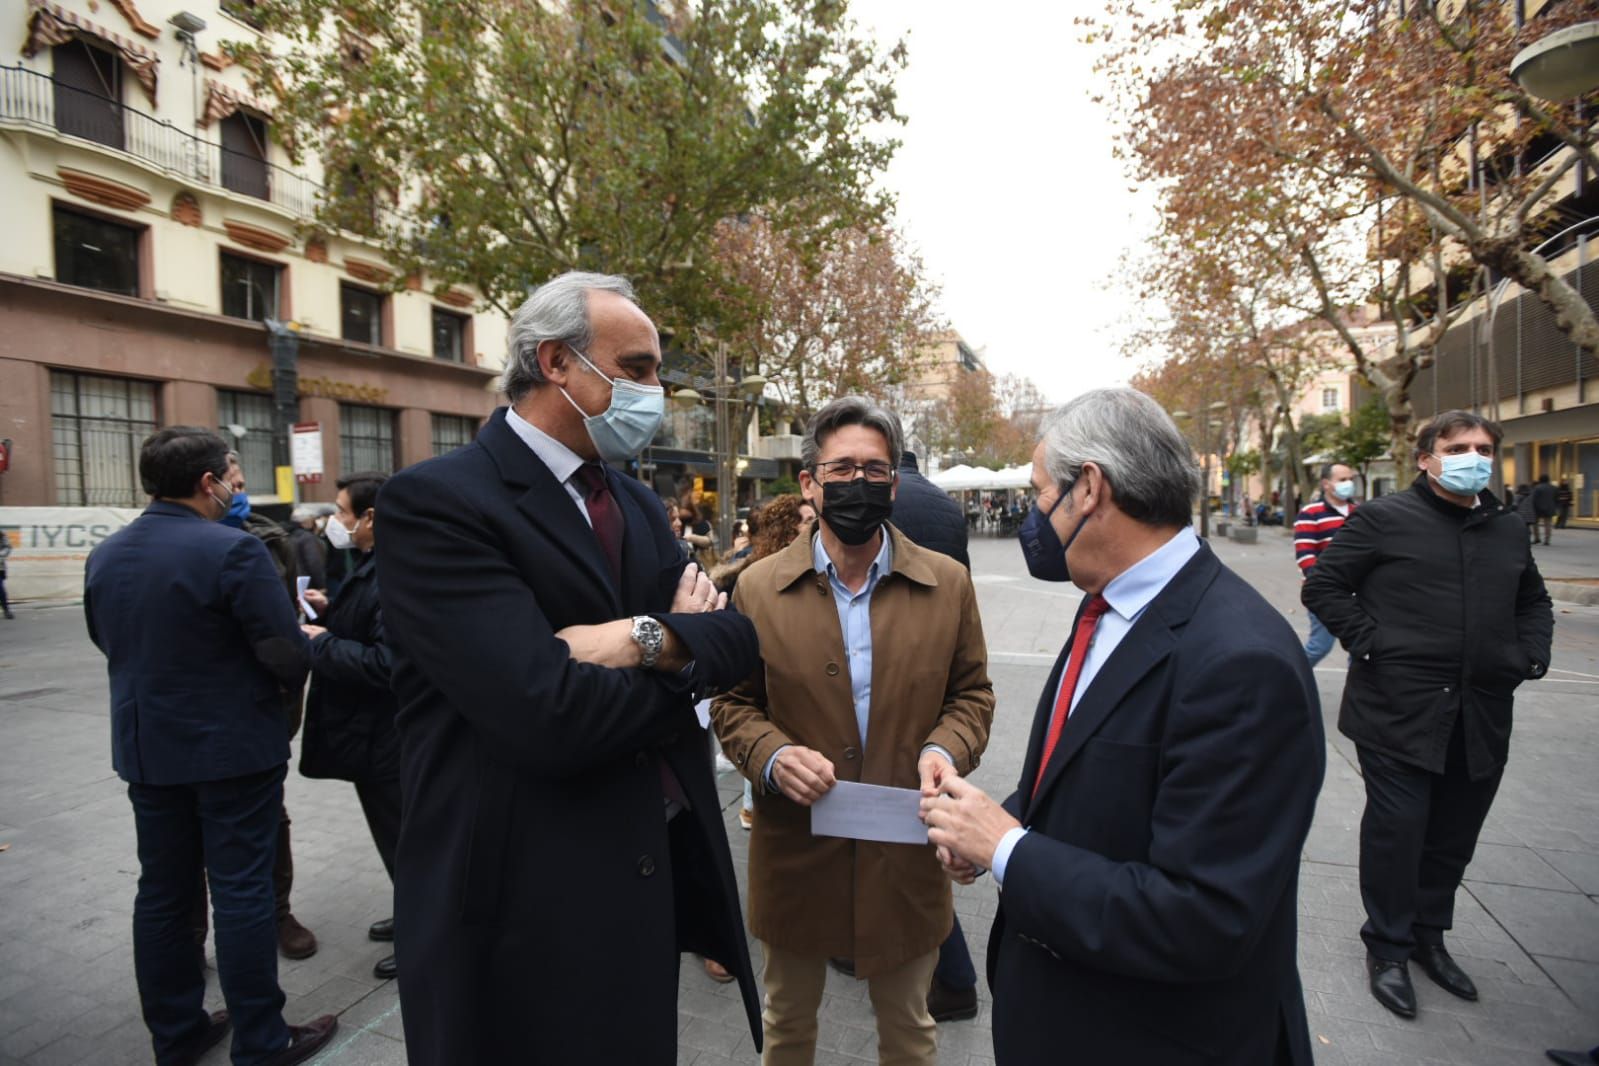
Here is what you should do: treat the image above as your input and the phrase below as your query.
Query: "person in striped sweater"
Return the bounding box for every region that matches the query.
[1293,462,1358,665]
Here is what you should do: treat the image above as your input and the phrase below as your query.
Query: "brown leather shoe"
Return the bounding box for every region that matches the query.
[172,1010,229,1066]
[261,1015,338,1066]
[277,914,318,960]
[702,957,735,984]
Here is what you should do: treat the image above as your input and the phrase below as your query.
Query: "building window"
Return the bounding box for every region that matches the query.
[1321,387,1341,412]
[220,112,270,200]
[53,205,141,297]
[339,403,395,474]
[50,370,157,507]
[340,284,385,346]
[221,252,281,322]
[52,40,124,150]
[432,308,467,362]
[218,389,276,496]
[430,413,478,456]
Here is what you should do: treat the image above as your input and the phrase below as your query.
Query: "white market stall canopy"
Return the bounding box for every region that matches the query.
[930,464,1034,491]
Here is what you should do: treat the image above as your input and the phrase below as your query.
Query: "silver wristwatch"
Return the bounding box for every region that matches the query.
[631,615,665,668]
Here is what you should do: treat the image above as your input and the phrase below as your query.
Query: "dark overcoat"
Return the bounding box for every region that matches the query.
[989,544,1324,1065]
[1303,478,1553,779]
[376,408,763,1065]
[300,553,398,782]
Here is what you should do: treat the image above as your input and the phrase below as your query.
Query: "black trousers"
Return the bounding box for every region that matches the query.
[354,776,402,882]
[1356,722,1503,961]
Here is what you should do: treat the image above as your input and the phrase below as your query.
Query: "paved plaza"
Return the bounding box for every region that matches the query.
[1,527,1596,1065]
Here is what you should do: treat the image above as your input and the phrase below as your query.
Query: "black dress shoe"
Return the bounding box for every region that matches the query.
[927,976,978,1022]
[1414,943,1477,1001]
[828,957,856,978]
[373,954,397,981]
[172,1010,230,1066]
[1545,1050,1599,1066]
[261,1014,338,1066]
[1367,954,1417,1019]
[368,917,394,942]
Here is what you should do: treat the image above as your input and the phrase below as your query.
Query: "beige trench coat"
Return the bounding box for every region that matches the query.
[711,524,994,977]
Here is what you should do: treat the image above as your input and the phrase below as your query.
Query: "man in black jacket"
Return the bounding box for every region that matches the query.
[1304,409,1553,1022]
[299,471,398,981]
[890,450,978,1022]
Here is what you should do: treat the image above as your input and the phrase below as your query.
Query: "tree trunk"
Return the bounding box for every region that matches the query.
[1471,237,1599,361]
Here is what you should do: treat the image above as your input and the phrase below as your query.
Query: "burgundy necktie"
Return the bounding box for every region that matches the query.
[1031,594,1110,801]
[575,463,687,816]
[576,464,623,590]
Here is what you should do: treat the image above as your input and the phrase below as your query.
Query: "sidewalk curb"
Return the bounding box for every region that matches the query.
[1548,581,1599,606]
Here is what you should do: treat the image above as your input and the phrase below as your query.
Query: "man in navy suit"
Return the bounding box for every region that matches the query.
[85,427,337,1066]
[377,271,763,1064]
[923,388,1325,1065]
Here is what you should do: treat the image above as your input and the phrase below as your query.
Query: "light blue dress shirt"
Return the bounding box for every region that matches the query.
[816,531,891,747]
[991,526,1202,884]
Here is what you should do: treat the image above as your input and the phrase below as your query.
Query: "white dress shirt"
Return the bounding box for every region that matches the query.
[991,525,1202,884]
[504,407,591,526]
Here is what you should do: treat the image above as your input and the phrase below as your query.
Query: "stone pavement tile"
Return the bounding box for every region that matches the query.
[1464,842,1582,891]
[1537,955,1599,1020]
[1465,882,1599,962]
[1312,990,1471,1039]
[305,1029,406,1066]
[20,1033,100,1066]
[678,1016,754,1060]
[1455,1002,1597,1055]
[1536,847,1599,894]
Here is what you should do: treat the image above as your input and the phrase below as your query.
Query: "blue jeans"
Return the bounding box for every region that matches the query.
[128,764,290,1066]
[1304,611,1336,667]
[933,913,977,991]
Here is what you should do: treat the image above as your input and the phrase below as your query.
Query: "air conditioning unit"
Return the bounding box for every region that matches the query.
[756,434,803,461]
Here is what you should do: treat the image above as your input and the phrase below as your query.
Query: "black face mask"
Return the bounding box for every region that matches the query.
[819,477,893,546]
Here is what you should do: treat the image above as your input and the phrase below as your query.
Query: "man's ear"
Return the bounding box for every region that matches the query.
[538,339,572,386]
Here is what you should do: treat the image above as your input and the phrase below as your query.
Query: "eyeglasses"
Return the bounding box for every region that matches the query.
[813,460,895,483]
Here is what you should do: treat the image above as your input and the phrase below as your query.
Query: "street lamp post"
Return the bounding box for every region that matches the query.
[671,342,767,538]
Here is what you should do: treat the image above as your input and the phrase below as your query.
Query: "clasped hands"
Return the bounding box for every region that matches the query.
[555,562,724,671]
[920,767,1020,887]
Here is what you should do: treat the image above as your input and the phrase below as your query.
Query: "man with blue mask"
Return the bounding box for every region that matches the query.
[1305,409,1553,1023]
[377,271,763,1065]
[924,388,1325,1065]
[1291,462,1359,666]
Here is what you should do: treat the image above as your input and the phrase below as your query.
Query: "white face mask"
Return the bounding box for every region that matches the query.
[325,515,355,550]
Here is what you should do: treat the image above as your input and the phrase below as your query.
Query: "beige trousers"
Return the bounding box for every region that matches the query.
[759,941,938,1066]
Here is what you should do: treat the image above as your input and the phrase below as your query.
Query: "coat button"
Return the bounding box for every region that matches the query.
[843,747,858,760]
[638,855,656,877]
[826,662,840,676]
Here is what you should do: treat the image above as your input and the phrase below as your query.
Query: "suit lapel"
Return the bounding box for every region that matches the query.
[1017,640,1071,804]
[479,410,621,615]
[1022,543,1222,821]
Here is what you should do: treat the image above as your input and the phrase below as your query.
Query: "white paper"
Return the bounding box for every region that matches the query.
[693,698,712,730]
[296,575,317,620]
[810,780,929,846]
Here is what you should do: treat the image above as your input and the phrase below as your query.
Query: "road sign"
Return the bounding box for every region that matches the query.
[291,422,324,484]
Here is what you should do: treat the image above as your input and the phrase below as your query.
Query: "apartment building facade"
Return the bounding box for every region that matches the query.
[0,0,506,509]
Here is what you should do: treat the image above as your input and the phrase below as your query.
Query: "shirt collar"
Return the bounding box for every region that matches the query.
[812,528,893,584]
[505,406,585,487]
[1100,526,1202,623]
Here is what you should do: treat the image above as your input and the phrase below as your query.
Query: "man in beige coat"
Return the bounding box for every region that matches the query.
[713,396,994,1066]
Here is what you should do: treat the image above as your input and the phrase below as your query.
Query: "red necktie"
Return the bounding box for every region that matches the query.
[1031,594,1110,800]
[576,464,623,590]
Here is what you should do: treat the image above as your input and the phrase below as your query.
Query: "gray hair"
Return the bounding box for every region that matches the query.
[802,396,905,470]
[1041,387,1198,528]
[501,271,638,402]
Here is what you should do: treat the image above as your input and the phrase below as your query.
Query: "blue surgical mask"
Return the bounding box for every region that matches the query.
[1431,453,1492,496]
[1332,480,1356,501]
[1018,482,1087,582]
[560,347,665,464]
[221,490,251,527]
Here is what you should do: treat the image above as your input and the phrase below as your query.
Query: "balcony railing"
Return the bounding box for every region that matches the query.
[1,64,321,219]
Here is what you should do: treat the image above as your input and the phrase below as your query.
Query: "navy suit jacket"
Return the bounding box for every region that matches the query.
[376,407,762,1065]
[988,542,1325,1066]
[85,500,309,786]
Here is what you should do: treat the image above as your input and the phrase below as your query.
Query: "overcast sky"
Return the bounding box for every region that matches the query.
[847,2,1160,404]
